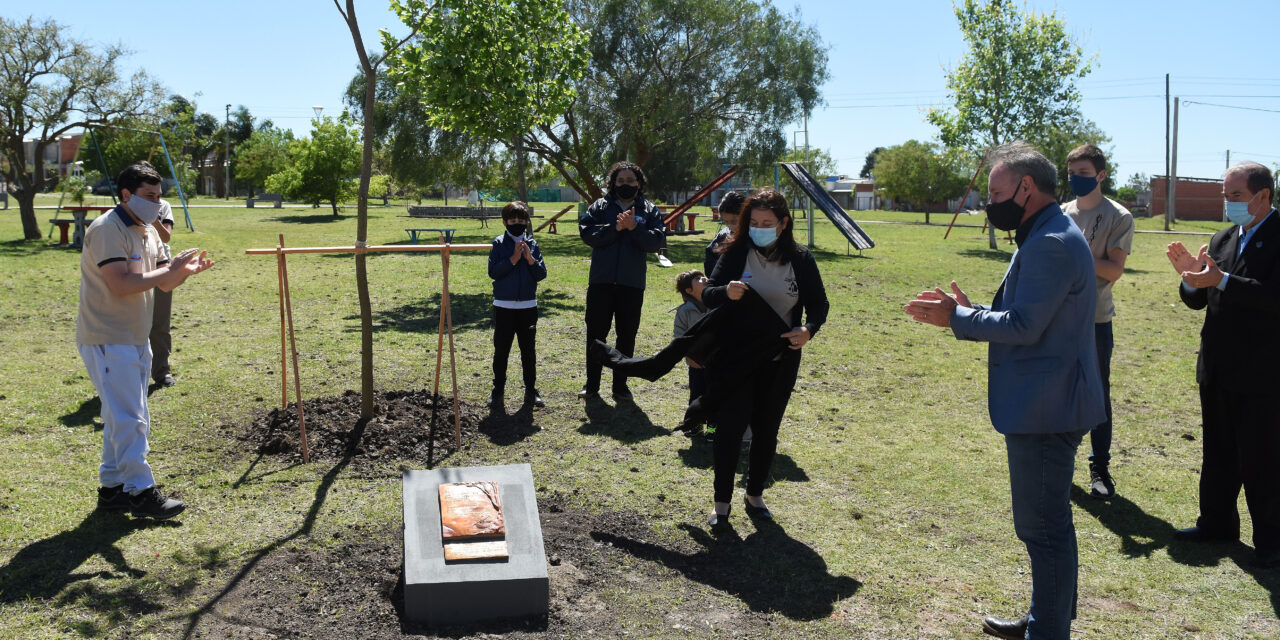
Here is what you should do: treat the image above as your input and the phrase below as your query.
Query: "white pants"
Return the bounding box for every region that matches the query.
[78,344,155,493]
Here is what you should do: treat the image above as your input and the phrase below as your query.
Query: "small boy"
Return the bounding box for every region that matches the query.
[674,269,711,434]
[488,201,547,409]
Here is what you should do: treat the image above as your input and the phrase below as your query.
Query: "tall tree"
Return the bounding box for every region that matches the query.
[265,116,361,216]
[0,16,163,239]
[1036,114,1115,201]
[926,0,1092,246]
[860,147,885,179]
[873,140,969,222]
[235,126,294,197]
[388,0,590,202]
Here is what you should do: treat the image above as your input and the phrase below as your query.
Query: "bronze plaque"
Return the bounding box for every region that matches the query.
[439,482,506,539]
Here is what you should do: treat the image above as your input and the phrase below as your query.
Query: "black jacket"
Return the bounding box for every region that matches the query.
[703,241,830,336]
[578,195,666,289]
[488,232,547,302]
[1179,210,1280,393]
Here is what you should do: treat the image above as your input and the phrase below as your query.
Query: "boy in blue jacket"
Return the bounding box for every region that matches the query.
[488,201,547,408]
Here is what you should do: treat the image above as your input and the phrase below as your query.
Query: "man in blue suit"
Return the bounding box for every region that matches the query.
[906,141,1104,640]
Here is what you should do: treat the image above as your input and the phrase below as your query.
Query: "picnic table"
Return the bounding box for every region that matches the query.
[60,205,115,247]
[406,227,458,244]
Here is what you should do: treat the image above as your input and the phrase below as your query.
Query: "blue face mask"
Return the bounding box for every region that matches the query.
[1224,199,1254,226]
[748,226,778,247]
[1068,174,1098,197]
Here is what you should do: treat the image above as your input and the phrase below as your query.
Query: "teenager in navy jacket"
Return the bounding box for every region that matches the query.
[488,201,547,408]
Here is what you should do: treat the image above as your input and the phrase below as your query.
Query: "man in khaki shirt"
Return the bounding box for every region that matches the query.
[77,162,213,519]
[1062,144,1135,500]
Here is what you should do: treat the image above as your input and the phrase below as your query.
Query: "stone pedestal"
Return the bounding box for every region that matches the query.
[402,464,548,625]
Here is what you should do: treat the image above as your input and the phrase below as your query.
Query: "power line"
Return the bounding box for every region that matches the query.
[1182,100,1280,114]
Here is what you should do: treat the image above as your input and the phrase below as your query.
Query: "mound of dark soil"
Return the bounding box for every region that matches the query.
[234,389,490,465]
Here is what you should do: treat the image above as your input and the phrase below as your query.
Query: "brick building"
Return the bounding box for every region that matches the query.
[1150,176,1223,221]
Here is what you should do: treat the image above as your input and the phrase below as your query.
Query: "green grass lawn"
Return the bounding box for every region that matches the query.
[0,202,1275,639]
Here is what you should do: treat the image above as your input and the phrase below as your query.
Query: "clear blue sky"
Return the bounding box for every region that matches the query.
[8,0,1279,184]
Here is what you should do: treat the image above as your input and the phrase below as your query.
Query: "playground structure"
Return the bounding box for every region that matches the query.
[777,162,875,250]
[245,237,491,464]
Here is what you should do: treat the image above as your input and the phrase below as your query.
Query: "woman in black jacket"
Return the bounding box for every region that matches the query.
[700,189,829,526]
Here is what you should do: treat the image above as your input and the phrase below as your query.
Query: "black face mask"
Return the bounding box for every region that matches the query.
[505,223,527,237]
[614,184,639,200]
[985,181,1026,231]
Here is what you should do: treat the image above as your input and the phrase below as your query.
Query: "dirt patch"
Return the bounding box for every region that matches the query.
[187,491,771,639]
[230,390,506,467]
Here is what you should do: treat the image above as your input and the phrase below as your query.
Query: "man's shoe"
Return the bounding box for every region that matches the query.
[1174,526,1238,543]
[981,614,1028,640]
[612,385,633,400]
[1089,462,1116,500]
[524,389,546,408]
[487,392,504,408]
[96,485,131,511]
[129,487,186,520]
[155,373,176,387]
[577,387,599,399]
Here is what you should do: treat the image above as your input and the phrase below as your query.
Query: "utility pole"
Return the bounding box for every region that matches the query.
[804,112,814,249]
[224,104,232,200]
[1226,149,1230,172]
[1164,74,1170,231]
[1169,98,1179,227]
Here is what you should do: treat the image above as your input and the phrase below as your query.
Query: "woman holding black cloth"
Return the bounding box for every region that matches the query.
[701,189,829,526]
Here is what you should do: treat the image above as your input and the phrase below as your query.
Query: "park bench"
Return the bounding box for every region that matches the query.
[246,193,283,208]
[405,227,458,244]
[49,219,74,245]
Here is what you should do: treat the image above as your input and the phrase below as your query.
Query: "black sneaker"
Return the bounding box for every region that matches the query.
[612,385,633,400]
[577,387,599,399]
[524,388,546,408]
[129,487,186,520]
[96,485,131,511]
[1089,462,1116,500]
[487,392,504,408]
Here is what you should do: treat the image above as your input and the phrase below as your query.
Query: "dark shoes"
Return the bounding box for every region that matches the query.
[129,487,186,520]
[743,495,773,519]
[981,614,1028,640]
[708,507,731,528]
[487,392,504,408]
[524,388,546,408]
[1089,462,1116,499]
[96,485,131,511]
[155,373,176,387]
[1174,526,1238,543]
[577,387,599,399]
[612,385,633,400]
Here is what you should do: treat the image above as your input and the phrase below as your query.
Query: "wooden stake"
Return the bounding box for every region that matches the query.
[279,234,311,464]
[945,159,986,240]
[443,246,461,448]
[276,242,288,409]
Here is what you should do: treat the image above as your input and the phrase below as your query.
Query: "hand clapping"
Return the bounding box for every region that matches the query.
[615,208,637,231]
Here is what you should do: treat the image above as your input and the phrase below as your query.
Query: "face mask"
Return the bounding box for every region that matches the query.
[126,195,163,225]
[749,226,778,247]
[985,181,1026,231]
[1068,174,1098,197]
[505,223,527,237]
[1224,199,1254,226]
[614,184,639,200]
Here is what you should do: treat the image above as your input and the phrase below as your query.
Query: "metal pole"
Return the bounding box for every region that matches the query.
[1164,74,1171,231]
[1170,98,1179,226]
[1226,150,1230,172]
[224,104,231,200]
[157,133,194,232]
[804,112,814,249]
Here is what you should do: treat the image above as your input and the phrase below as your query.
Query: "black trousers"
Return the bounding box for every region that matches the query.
[712,350,800,503]
[584,283,644,391]
[149,288,172,381]
[1197,383,1280,555]
[492,306,538,393]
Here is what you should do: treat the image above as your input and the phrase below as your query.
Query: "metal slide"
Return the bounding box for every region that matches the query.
[778,162,874,250]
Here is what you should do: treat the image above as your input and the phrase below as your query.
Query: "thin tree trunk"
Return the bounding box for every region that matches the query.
[16,190,40,240]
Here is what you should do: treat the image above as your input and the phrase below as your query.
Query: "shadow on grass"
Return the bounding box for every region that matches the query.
[261,213,345,224]
[675,439,810,488]
[477,405,542,446]
[1071,485,1280,617]
[578,396,669,443]
[180,417,369,639]
[345,291,580,335]
[592,519,860,620]
[0,238,49,258]
[957,248,1013,262]
[60,395,102,428]
[0,511,181,614]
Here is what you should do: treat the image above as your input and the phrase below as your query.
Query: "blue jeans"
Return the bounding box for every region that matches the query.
[1005,429,1088,640]
[1089,322,1113,466]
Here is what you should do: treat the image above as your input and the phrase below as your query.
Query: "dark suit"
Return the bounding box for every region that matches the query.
[1178,209,1280,555]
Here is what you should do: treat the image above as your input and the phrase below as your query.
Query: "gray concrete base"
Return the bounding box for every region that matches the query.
[402,464,548,625]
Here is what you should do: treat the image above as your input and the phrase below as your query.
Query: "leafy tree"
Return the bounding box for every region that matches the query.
[1037,115,1115,201]
[0,16,163,239]
[873,140,970,222]
[860,147,885,179]
[1126,172,1149,192]
[388,0,589,200]
[265,117,361,215]
[927,0,1092,246]
[236,126,294,196]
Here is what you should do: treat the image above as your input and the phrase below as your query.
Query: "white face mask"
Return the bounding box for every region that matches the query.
[126,194,163,225]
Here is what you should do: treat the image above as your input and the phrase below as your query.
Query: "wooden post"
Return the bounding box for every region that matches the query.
[279,234,311,464]
[276,242,288,409]
[945,159,986,239]
[442,246,461,447]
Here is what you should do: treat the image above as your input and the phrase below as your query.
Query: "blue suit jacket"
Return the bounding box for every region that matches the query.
[950,204,1105,435]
